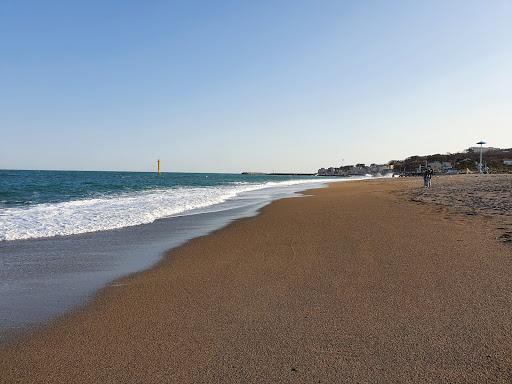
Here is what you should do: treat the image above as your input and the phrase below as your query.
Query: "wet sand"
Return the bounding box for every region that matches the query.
[1,178,512,383]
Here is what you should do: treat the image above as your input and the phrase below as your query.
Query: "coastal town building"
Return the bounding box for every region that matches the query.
[468,146,501,153]
[321,147,512,177]
[317,164,392,177]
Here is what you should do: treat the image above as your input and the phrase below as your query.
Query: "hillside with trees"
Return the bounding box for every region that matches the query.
[389,147,512,174]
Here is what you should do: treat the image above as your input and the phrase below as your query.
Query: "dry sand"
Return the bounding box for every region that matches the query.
[1,177,512,383]
[402,174,512,244]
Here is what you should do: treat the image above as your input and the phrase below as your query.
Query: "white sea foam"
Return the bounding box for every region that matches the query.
[0,178,343,241]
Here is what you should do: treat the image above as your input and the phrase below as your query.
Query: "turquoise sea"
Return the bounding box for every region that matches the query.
[0,170,325,241]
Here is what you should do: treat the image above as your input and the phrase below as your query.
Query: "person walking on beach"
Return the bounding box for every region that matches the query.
[423,167,433,189]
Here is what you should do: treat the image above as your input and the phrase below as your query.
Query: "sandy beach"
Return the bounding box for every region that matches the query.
[1,176,512,383]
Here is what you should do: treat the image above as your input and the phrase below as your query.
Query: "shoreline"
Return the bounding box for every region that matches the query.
[2,177,512,382]
[0,178,353,345]
[0,185,314,346]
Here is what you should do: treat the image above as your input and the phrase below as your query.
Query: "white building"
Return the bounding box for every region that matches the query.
[428,161,443,172]
[468,146,500,153]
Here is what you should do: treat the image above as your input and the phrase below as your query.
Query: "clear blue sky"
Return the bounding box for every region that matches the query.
[1,0,511,172]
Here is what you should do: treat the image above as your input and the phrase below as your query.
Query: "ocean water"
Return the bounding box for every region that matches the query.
[0,170,332,241]
[1,170,355,340]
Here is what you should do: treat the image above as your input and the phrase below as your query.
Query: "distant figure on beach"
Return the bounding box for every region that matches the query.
[423,167,433,189]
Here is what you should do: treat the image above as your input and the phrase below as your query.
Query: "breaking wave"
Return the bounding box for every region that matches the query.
[0,179,338,241]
